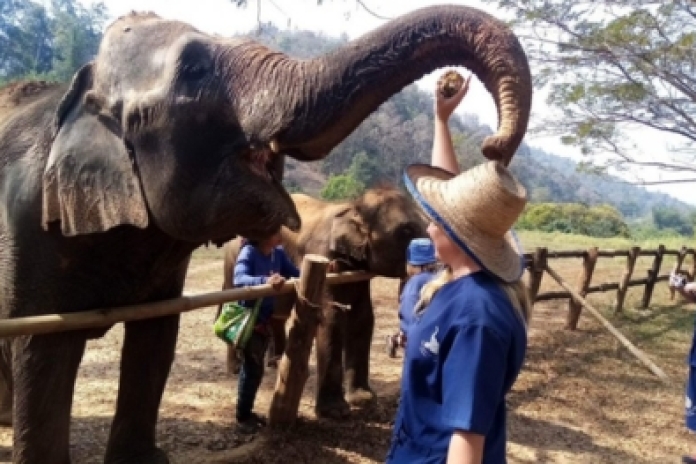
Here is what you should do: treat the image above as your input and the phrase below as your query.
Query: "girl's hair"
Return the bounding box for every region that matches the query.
[414,268,533,328]
[406,262,440,278]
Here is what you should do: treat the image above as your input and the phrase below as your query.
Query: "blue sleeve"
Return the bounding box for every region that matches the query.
[233,246,268,286]
[278,250,300,278]
[441,324,507,435]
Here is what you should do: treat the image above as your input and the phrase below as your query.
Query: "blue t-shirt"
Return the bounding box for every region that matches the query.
[233,244,300,324]
[387,272,527,464]
[398,271,437,333]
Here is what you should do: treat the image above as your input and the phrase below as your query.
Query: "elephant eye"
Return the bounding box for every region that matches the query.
[181,62,209,82]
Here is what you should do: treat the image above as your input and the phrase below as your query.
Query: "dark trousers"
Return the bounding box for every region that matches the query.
[236,330,269,421]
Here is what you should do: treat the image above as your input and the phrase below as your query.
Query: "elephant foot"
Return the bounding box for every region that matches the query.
[346,387,376,406]
[105,447,169,464]
[315,395,351,420]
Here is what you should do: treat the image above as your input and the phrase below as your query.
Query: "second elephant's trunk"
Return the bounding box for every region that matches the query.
[263,5,532,166]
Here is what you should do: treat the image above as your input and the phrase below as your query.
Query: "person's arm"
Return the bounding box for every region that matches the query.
[278,250,300,279]
[431,74,471,175]
[676,282,696,304]
[447,432,484,464]
[233,247,268,286]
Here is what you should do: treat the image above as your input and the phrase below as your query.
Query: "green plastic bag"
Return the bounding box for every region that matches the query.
[213,299,261,349]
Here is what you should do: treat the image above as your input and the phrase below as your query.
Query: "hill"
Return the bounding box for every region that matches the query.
[242,24,694,219]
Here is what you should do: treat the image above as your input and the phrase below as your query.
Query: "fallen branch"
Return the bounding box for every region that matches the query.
[0,270,373,339]
[545,265,670,383]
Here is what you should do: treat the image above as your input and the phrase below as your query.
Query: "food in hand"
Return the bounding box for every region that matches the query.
[438,70,465,98]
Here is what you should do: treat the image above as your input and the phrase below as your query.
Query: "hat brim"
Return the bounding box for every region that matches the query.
[403,164,525,283]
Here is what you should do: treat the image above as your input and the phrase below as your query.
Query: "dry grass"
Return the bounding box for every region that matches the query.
[0,231,693,463]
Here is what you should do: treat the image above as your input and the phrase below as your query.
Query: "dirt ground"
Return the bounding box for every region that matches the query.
[0,247,693,463]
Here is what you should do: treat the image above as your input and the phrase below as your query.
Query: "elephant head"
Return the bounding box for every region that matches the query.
[42,6,530,244]
[329,188,427,278]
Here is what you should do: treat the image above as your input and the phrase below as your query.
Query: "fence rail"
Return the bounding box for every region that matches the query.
[525,245,694,330]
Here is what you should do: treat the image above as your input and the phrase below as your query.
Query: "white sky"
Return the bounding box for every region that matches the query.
[88,0,695,205]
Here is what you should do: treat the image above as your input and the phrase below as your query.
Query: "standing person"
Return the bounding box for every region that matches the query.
[670,272,696,464]
[233,228,299,434]
[386,72,532,464]
[386,238,440,358]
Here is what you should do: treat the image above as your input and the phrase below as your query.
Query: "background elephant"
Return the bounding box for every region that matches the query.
[0,5,531,463]
[221,188,426,419]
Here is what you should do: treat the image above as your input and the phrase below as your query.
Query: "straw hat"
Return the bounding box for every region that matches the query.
[403,161,527,283]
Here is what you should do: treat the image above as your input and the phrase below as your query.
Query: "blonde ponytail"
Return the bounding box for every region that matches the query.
[413,268,533,329]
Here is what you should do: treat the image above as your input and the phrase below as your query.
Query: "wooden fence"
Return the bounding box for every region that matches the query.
[524,245,695,331]
[0,244,691,416]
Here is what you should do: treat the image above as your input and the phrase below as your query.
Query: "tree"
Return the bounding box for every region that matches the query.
[485,0,696,183]
[320,174,365,200]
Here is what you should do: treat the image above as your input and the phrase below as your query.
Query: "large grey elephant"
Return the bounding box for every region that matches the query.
[221,188,426,418]
[0,5,531,464]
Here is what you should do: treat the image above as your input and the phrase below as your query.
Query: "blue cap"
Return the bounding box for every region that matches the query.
[407,238,437,266]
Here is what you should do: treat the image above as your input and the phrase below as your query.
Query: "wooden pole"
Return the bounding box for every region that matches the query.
[528,247,547,302]
[690,249,696,282]
[670,246,689,301]
[269,254,328,426]
[566,247,599,330]
[641,244,665,308]
[545,264,669,382]
[614,246,640,314]
[0,270,373,339]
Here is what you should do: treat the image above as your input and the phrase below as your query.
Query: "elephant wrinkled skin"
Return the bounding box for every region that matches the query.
[0,5,531,463]
[221,189,427,419]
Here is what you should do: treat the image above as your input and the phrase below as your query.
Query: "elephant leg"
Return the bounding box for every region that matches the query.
[105,315,179,464]
[0,339,13,426]
[12,333,86,464]
[315,300,350,419]
[344,289,376,405]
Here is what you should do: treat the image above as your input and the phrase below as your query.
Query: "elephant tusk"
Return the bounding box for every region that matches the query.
[269,139,280,154]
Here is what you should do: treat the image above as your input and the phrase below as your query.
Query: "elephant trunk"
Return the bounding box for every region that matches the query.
[251,5,531,166]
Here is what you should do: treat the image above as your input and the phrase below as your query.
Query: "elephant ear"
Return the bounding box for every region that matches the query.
[329,207,368,262]
[42,63,148,236]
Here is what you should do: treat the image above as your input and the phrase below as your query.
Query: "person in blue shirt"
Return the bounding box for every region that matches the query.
[386,238,440,358]
[233,227,299,434]
[386,72,532,464]
[670,271,696,464]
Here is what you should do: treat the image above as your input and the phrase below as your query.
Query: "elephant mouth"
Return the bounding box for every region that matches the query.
[245,147,273,181]
[242,146,301,233]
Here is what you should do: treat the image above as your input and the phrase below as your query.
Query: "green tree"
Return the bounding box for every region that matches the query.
[320,174,365,200]
[486,0,696,182]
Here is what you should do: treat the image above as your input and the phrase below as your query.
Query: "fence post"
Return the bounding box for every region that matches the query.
[690,248,696,282]
[641,244,665,309]
[269,254,329,426]
[566,247,598,330]
[614,246,640,314]
[528,247,547,302]
[670,246,689,301]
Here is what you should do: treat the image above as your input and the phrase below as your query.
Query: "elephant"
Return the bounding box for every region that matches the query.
[220,188,427,419]
[0,5,531,464]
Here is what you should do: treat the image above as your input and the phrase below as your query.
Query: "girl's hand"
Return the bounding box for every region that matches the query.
[435,73,471,122]
[267,273,286,290]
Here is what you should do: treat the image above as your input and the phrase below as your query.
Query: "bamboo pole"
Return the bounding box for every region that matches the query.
[0,271,373,339]
[269,254,328,426]
[566,247,599,330]
[545,264,669,382]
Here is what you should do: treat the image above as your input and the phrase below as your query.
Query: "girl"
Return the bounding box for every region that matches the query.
[386,72,532,464]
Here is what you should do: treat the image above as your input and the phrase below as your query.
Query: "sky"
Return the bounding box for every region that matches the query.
[86,0,694,205]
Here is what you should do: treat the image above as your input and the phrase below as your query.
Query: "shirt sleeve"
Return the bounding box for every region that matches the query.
[278,250,300,278]
[441,324,508,435]
[233,246,268,286]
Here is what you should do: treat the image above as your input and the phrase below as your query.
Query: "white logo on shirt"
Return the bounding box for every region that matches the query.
[421,326,439,356]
